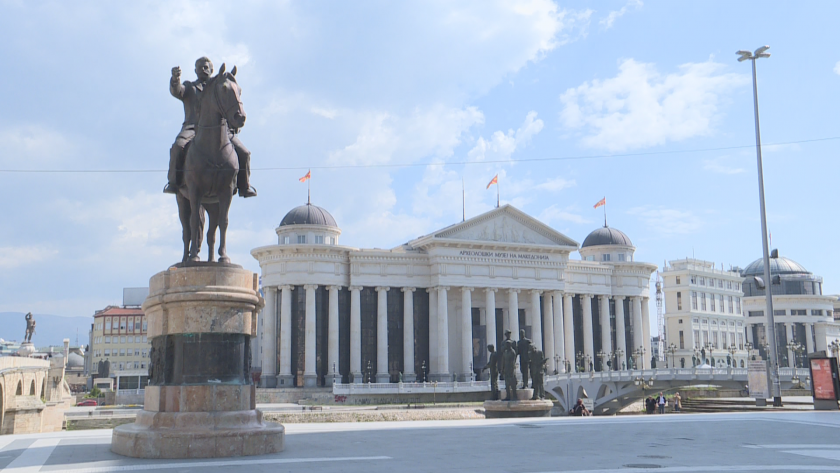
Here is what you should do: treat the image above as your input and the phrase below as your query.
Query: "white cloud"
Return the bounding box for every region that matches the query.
[702,156,745,175]
[628,206,703,236]
[0,246,58,270]
[310,107,338,119]
[560,59,749,152]
[835,61,840,75]
[468,111,543,162]
[535,177,576,191]
[539,205,591,225]
[0,125,80,168]
[600,0,642,30]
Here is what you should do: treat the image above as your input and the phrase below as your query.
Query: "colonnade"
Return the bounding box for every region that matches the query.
[259,285,652,387]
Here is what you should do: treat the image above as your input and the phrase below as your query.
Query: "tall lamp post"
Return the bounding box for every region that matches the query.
[739,44,781,407]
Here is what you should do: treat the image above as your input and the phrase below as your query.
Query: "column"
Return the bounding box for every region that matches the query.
[303,284,318,387]
[543,291,555,372]
[402,287,416,382]
[508,289,520,338]
[582,294,594,371]
[786,323,795,368]
[563,294,575,373]
[433,287,450,381]
[600,295,611,371]
[632,296,643,369]
[278,285,293,386]
[428,288,438,378]
[530,290,543,350]
[375,287,390,383]
[805,323,814,355]
[642,297,651,369]
[485,288,497,353]
[326,286,340,385]
[349,286,362,383]
[461,287,474,381]
[260,286,277,387]
[615,296,627,370]
[552,291,565,373]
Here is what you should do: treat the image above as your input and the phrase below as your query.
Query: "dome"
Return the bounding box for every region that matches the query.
[742,250,809,276]
[67,352,84,368]
[581,225,633,248]
[279,203,337,227]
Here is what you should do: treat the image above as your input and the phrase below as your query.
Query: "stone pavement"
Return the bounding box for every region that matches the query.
[4,411,840,472]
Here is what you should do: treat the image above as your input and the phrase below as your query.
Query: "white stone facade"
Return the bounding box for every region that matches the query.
[252,204,657,388]
[662,259,748,369]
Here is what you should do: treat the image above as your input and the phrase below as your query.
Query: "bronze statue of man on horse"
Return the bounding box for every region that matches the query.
[165,57,253,264]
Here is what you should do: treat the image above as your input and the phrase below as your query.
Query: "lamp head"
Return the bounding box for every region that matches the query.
[736,50,753,62]
[754,45,770,57]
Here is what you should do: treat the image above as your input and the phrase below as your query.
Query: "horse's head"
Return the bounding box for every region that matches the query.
[207,63,246,130]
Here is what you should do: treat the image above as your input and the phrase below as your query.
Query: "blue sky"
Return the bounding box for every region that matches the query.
[1,1,838,331]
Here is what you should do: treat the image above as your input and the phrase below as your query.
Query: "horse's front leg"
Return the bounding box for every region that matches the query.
[217,188,233,264]
[176,193,191,263]
[206,204,219,262]
[187,187,203,261]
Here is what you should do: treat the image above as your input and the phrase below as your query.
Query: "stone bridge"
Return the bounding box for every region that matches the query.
[0,356,74,434]
[545,367,812,416]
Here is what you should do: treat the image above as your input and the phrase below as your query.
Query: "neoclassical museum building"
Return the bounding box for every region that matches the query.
[251,203,657,388]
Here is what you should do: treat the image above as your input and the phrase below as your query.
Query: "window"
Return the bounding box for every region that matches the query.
[141,362,146,369]
[105,319,111,330]
[791,309,807,316]
[585,255,595,261]
[119,362,124,370]
[105,336,110,344]
[618,253,626,261]
[282,236,290,245]
[708,278,715,287]
[120,349,126,356]
[727,281,732,289]
[679,331,685,349]
[735,282,740,291]
[719,294,725,312]
[773,310,786,316]
[120,318,126,330]
[693,330,701,348]
[692,292,698,310]
[128,320,134,331]
[142,349,148,358]
[812,310,825,316]
[730,332,736,347]
[710,294,716,312]
[677,292,682,311]
[143,336,147,343]
[329,236,336,245]
[690,276,697,284]
[699,277,705,286]
[134,362,140,369]
[728,296,734,314]
[693,318,699,323]
[135,349,140,356]
[104,349,110,356]
[602,254,611,261]
[748,311,764,317]
[142,320,148,332]
[120,336,126,343]
[718,279,724,288]
[676,276,681,285]
[679,319,683,324]
[315,235,325,244]
[297,235,306,244]
[736,297,741,314]
[700,293,707,311]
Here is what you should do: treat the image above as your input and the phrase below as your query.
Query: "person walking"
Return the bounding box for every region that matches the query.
[657,392,667,414]
[674,392,682,412]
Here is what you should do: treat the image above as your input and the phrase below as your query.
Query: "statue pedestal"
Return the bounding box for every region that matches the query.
[17,342,35,357]
[483,400,554,418]
[111,264,284,459]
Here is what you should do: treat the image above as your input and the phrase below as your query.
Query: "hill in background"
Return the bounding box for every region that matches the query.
[0,312,92,348]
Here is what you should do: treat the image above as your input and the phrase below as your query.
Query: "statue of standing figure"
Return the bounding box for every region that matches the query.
[516,329,532,389]
[485,344,501,400]
[501,330,518,401]
[529,346,548,400]
[24,312,36,343]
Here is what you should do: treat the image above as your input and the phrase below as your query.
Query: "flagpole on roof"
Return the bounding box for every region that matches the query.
[497,177,500,208]
[462,177,466,222]
[308,177,310,205]
[604,196,607,227]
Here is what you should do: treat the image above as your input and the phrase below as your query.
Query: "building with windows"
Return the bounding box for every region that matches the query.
[88,304,150,390]
[662,259,747,369]
[252,203,657,388]
[740,250,838,367]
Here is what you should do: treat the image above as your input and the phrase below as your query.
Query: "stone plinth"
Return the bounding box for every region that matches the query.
[483,399,554,418]
[111,264,284,459]
[17,342,35,357]
[500,388,534,401]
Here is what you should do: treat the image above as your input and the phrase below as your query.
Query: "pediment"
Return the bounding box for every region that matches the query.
[411,205,579,248]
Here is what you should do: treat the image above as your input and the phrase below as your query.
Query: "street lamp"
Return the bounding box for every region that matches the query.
[554,354,560,374]
[727,345,737,368]
[616,349,625,371]
[597,350,606,372]
[738,45,781,407]
[666,343,677,369]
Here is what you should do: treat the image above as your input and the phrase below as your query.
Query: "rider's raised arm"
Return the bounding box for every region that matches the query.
[170,66,185,100]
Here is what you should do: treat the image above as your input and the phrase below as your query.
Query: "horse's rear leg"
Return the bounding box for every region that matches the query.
[188,188,203,261]
[206,203,219,263]
[217,193,232,264]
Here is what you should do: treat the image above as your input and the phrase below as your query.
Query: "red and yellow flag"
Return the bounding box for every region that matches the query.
[299,170,311,183]
[594,197,606,209]
[486,174,498,189]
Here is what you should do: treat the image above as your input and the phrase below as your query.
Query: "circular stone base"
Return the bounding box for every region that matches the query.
[17,342,36,357]
[483,400,554,418]
[111,410,284,458]
[500,388,534,401]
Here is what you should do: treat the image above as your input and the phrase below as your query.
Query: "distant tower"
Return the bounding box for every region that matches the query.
[655,271,665,345]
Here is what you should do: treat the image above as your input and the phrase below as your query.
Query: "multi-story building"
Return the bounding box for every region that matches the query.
[740,249,838,367]
[88,289,150,390]
[662,259,747,369]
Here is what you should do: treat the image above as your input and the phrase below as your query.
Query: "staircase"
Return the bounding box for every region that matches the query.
[680,397,813,413]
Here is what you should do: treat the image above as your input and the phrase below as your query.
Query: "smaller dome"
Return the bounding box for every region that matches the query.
[279,203,337,227]
[581,225,633,248]
[67,353,84,368]
[742,250,809,276]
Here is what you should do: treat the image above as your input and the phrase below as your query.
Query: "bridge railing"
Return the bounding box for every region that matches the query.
[0,357,50,371]
[333,380,493,395]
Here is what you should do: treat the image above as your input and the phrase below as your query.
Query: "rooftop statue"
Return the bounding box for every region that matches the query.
[163,58,254,263]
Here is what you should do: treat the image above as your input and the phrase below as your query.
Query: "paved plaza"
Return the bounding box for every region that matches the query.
[2,411,840,472]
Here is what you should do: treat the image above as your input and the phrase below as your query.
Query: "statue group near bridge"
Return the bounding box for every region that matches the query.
[163,57,257,264]
[486,329,548,401]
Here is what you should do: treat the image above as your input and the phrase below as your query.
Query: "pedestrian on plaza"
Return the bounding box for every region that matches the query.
[674,392,682,412]
[657,392,667,414]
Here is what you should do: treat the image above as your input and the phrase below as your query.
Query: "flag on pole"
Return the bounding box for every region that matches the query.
[299,169,311,183]
[594,197,606,209]
[486,174,498,189]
